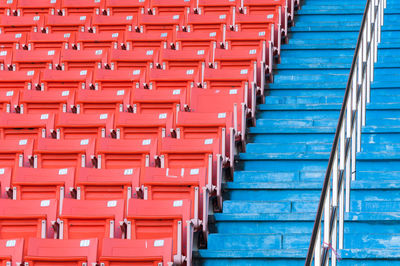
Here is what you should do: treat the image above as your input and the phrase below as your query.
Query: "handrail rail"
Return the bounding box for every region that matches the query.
[305,0,386,265]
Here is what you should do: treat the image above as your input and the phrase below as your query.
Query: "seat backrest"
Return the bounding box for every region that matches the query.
[0,238,24,265]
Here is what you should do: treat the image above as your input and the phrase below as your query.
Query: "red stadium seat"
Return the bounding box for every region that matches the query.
[0,138,34,168]
[174,30,219,51]
[0,0,15,16]
[0,33,27,50]
[0,15,44,34]
[114,112,174,141]
[195,0,236,15]
[58,199,124,252]
[11,168,74,213]
[11,48,60,71]
[75,88,130,114]
[0,199,57,252]
[34,138,96,168]
[0,48,12,70]
[60,48,107,70]
[24,238,98,265]
[44,14,91,33]
[27,32,75,50]
[55,112,114,139]
[16,0,61,16]
[40,69,93,91]
[124,31,171,50]
[75,31,123,50]
[149,0,192,16]
[92,69,144,91]
[100,238,174,265]
[19,89,75,114]
[0,167,11,198]
[0,90,18,113]
[109,48,158,72]
[202,67,254,92]
[125,199,192,265]
[0,238,23,265]
[96,138,157,169]
[138,13,183,35]
[91,14,136,33]
[0,70,39,91]
[187,13,229,33]
[104,0,148,16]
[74,167,140,201]
[159,48,209,71]
[60,0,104,16]
[0,113,55,139]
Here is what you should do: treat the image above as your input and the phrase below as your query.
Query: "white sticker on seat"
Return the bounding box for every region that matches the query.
[40,114,49,120]
[249,49,256,55]
[146,50,154,55]
[0,168,4,174]
[95,50,102,55]
[132,70,140,75]
[190,168,199,175]
[112,33,118,38]
[126,15,133,20]
[267,14,274,19]
[229,89,237,94]
[117,90,125,96]
[6,240,16,247]
[219,14,226,19]
[6,0,12,4]
[259,31,266,36]
[6,91,13,97]
[19,139,27,145]
[154,239,164,247]
[142,139,151,145]
[218,112,226,118]
[64,33,70,38]
[124,169,133,175]
[173,89,180,95]
[33,16,40,21]
[40,200,50,207]
[80,240,90,247]
[50,0,56,3]
[99,114,108,120]
[62,90,69,96]
[80,16,86,21]
[173,15,180,20]
[209,32,216,37]
[240,69,248,74]
[204,139,213,145]
[159,113,167,119]
[107,200,117,207]
[59,168,68,175]
[15,33,21,38]
[27,71,34,76]
[80,70,87,75]
[173,200,183,207]
[48,50,55,56]
[0,51,7,56]
[197,50,205,55]
[160,33,167,37]
[80,139,89,145]
[186,69,194,75]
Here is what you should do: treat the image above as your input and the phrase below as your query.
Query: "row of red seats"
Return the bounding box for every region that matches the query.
[0,197,194,264]
[1,237,173,265]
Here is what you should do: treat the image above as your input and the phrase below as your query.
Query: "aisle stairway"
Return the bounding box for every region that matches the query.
[196,0,400,265]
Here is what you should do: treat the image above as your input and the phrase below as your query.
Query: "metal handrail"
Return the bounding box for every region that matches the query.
[305,0,386,265]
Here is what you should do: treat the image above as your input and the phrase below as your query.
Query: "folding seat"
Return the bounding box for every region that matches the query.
[92,69,144,91]
[44,14,91,33]
[0,70,39,91]
[90,14,136,33]
[202,67,254,93]
[109,48,158,72]
[114,112,174,141]
[60,48,108,70]
[55,112,114,139]
[146,68,198,103]
[0,167,11,198]
[174,30,219,51]
[0,199,57,252]
[11,48,60,71]
[159,48,209,71]
[0,32,27,51]
[75,88,130,114]
[0,48,12,70]
[0,0,15,16]
[11,168,74,213]
[24,238,98,265]
[0,138,34,168]
[58,199,124,252]
[186,13,229,33]
[176,111,235,167]
[16,0,61,16]
[99,238,174,265]
[0,113,55,139]
[137,14,184,35]
[75,31,123,50]
[130,88,186,119]
[194,0,236,15]
[34,138,96,168]
[96,138,157,169]
[142,167,209,236]
[39,69,93,91]
[74,167,140,201]
[59,0,104,16]
[27,32,75,51]
[0,15,44,34]
[0,90,18,113]
[19,89,75,114]
[125,199,193,265]
[124,31,171,50]
[104,0,148,16]
[0,238,23,265]
[148,0,192,16]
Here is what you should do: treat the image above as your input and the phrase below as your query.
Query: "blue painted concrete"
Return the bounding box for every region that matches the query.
[195,0,400,265]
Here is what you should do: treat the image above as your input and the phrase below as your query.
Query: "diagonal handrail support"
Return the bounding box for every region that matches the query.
[305,0,386,265]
